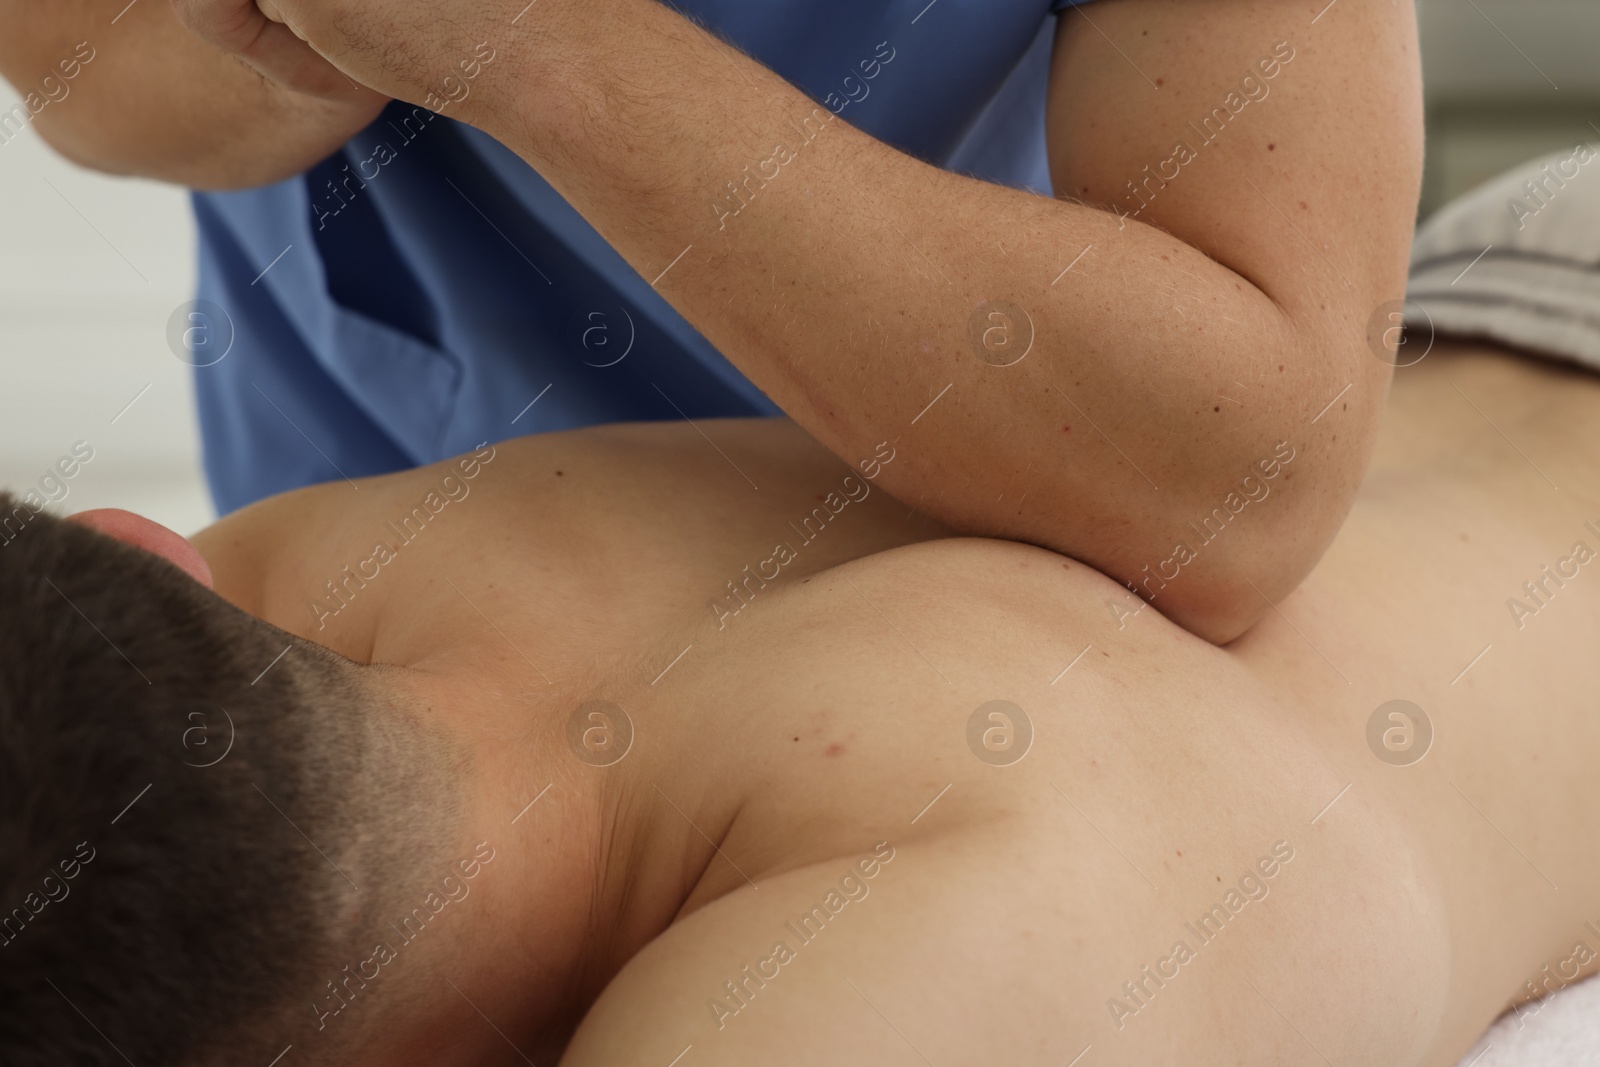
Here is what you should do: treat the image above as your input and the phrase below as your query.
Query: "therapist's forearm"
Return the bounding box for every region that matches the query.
[470,0,1387,642]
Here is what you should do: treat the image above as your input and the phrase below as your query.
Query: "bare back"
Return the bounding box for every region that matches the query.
[196,342,1600,1066]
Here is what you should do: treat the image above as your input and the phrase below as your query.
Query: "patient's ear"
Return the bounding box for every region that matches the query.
[67,509,214,588]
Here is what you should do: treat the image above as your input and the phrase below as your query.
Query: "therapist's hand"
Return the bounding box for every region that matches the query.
[169,0,389,105]
[171,0,500,106]
[170,0,556,128]
[0,0,388,188]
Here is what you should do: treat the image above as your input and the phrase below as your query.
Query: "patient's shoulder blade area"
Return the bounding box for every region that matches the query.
[564,538,1468,1066]
[560,347,1600,1064]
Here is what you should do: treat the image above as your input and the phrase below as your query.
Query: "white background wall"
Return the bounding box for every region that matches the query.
[0,127,208,533]
[0,0,1595,537]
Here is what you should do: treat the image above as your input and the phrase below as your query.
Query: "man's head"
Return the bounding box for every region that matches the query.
[0,496,459,1065]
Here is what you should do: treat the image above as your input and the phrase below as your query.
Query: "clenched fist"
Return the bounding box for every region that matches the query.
[169,0,527,122]
[168,0,384,105]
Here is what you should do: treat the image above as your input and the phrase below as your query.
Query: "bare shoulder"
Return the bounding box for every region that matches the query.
[763,535,1205,671]
[559,533,1457,1065]
[811,535,1153,618]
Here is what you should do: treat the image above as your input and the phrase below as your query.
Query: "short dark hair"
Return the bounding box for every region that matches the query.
[0,497,418,1065]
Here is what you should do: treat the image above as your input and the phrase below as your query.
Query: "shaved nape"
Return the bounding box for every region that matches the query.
[0,495,460,1067]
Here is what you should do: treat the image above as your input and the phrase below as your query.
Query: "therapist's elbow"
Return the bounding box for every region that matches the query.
[1128,435,1372,646]
[1144,550,1316,647]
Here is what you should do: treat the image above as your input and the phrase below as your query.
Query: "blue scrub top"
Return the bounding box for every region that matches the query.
[192,0,1087,513]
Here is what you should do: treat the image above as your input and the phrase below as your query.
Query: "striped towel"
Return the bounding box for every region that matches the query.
[1408,144,1600,370]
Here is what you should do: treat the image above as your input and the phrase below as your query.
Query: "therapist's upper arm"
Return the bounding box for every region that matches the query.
[1046,0,1422,346]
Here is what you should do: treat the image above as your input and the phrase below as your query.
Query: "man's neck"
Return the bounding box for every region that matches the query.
[343,657,691,1062]
[358,639,755,1062]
